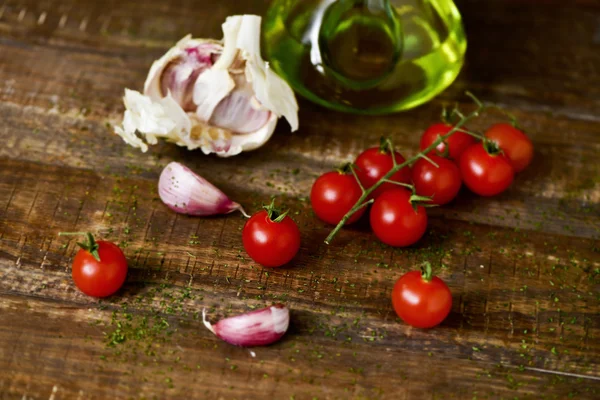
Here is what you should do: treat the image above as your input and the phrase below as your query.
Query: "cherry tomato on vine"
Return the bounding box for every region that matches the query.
[459,141,515,196]
[355,141,411,199]
[242,201,301,268]
[411,155,462,205]
[59,232,128,298]
[392,263,452,328]
[311,169,365,225]
[484,123,534,173]
[420,123,476,160]
[369,188,428,247]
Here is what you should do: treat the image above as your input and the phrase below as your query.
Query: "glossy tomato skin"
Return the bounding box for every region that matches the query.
[370,189,427,247]
[310,172,365,225]
[355,147,411,198]
[242,211,301,268]
[72,241,128,298]
[485,123,534,173]
[411,155,462,205]
[420,123,476,160]
[392,271,452,328]
[459,143,515,196]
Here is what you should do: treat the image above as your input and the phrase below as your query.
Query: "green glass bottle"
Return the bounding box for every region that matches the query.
[263,0,467,114]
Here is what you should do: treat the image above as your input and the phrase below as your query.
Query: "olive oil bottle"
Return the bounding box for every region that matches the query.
[263,0,466,114]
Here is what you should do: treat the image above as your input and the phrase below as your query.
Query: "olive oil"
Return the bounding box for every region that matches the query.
[263,0,466,114]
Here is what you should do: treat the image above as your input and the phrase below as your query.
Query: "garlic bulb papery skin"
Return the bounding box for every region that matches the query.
[158,162,248,217]
[203,305,290,347]
[115,15,299,157]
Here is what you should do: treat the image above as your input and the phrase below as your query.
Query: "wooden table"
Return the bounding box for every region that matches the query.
[0,0,598,399]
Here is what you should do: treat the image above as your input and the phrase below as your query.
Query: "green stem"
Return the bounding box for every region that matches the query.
[263,199,289,223]
[324,97,487,244]
[421,262,433,282]
[58,231,101,261]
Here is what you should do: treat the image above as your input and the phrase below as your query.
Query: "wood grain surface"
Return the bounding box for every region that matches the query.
[0,0,599,399]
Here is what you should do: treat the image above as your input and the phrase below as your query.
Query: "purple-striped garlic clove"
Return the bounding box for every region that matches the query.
[203,305,290,347]
[158,161,248,217]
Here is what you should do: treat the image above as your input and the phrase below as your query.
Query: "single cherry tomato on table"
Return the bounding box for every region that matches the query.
[391,262,452,328]
[242,201,301,268]
[355,140,411,199]
[310,168,365,225]
[459,141,515,196]
[420,123,476,160]
[369,188,428,247]
[484,123,534,173]
[59,232,128,298]
[411,155,462,205]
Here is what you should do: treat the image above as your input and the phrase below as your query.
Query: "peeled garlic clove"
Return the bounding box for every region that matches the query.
[158,161,248,217]
[203,305,290,347]
[115,15,299,158]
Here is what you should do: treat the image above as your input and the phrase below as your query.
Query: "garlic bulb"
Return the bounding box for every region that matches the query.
[115,15,299,157]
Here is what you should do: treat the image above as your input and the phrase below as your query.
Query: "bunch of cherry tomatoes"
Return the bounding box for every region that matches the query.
[311,121,534,247]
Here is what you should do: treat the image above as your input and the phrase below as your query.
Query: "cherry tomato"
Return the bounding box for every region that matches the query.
[62,232,128,298]
[355,146,411,199]
[420,123,476,160]
[391,263,452,328]
[369,188,427,247]
[484,123,534,173]
[310,171,365,225]
[411,155,462,205]
[459,142,515,196]
[242,202,301,268]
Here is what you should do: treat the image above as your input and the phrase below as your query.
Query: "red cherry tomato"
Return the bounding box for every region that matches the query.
[242,204,301,268]
[420,123,476,160]
[392,264,452,328]
[459,142,515,196]
[411,155,462,205]
[310,171,365,225]
[369,188,427,247]
[484,123,534,173]
[355,146,411,198]
[64,233,128,298]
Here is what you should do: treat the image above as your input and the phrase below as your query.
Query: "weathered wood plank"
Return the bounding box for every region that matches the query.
[1,293,598,400]
[2,100,598,239]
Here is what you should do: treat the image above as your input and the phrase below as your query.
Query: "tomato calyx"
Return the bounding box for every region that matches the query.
[378,137,394,154]
[440,105,459,126]
[336,162,355,175]
[483,139,504,157]
[263,199,289,223]
[420,262,434,283]
[409,192,437,212]
[58,231,101,261]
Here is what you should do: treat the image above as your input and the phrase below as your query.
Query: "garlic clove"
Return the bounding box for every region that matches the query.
[114,14,299,158]
[197,115,279,157]
[192,68,236,121]
[144,36,221,104]
[203,305,290,347]
[209,81,272,134]
[158,161,248,217]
